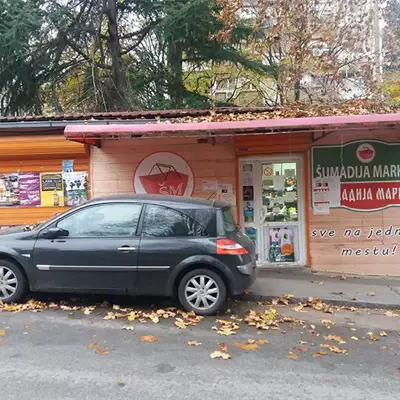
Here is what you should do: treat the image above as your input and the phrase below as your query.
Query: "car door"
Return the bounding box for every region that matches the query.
[137,204,208,295]
[32,202,143,293]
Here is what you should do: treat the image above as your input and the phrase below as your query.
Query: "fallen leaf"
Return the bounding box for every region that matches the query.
[298,340,308,345]
[256,338,271,345]
[297,347,309,353]
[351,336,359,341]
[87,343,98,349]
[340,274,347,280]
[103,312,115,320]
[140,335,158,343]
[121,326,134,331]
[287,352,298,360]
[320,344,348,354]
[247,339,255,344]
[380,331,388,337]
[312,351,327,358]
[385,311,398,318]
[292,304,305,312]
[0,330,6,337]
[218,343,228,353]
[394,368,400,377]
[367,292,376,296]
[112,305,121,310]
[188,340,202,346]
[210,351,231,360]
[311,281,324,285]
[234,342,259,351]
[368,332,380,341]
[95,348,109,355]
[24,325,31,330]
[380,346,388,350]
[324,335,346,344]
[175,319,187,329]
[320,319,335,326]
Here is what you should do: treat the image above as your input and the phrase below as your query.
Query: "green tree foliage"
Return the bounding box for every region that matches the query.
[0,0,271,114]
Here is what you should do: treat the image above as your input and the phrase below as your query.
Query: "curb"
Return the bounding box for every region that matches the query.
[237,293,400,310]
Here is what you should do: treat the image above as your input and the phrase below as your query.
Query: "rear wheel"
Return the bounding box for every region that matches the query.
[0,260,28,303]
[178,268,226,316]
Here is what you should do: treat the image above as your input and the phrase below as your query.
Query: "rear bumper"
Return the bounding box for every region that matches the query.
[231,261,258,295]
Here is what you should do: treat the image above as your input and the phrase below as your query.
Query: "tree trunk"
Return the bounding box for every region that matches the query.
[167,38,184,108]
[294,80,300,102]
[106,0,126,110]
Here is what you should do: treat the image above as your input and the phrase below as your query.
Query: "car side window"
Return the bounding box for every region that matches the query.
[56,203,142,237]
[142,205,206,237]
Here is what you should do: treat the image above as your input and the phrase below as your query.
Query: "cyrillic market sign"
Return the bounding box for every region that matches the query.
[312,140,400,211]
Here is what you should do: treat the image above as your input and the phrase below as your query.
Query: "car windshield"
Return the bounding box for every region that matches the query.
[222,206,238,233]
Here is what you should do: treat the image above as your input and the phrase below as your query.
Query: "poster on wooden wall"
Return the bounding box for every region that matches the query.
[40,173,64,207]
[19,173,41,206]
[63,172,89,206]
[0,173,20,206]
[312,140,400,211]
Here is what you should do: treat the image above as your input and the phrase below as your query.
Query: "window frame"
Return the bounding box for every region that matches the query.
[139,203,208,238]
[50,202,144,239]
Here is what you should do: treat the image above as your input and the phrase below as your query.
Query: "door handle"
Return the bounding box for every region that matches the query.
[117,246,136,252]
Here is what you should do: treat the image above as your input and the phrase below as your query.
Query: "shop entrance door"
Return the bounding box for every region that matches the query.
[239,155,306,266]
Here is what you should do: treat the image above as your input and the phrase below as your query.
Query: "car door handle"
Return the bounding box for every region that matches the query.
[117,246,136,252]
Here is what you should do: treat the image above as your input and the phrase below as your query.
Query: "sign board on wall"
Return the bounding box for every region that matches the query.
[134,152,194,196]
[312,140,400,211]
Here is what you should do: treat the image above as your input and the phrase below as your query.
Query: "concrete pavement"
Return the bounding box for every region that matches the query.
[1,298,399,400]
[244,268,400,309]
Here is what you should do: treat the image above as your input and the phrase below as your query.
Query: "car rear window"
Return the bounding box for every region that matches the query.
[219,206,238,234]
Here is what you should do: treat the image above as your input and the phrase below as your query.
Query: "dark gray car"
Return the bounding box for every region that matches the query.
[0,195,257,315]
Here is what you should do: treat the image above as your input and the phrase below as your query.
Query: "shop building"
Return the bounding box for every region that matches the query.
[65,112,400,276]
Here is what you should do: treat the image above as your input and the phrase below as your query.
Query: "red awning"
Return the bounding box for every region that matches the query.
[64,113,400,146]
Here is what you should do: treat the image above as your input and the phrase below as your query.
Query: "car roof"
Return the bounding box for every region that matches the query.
[87,194,229,209]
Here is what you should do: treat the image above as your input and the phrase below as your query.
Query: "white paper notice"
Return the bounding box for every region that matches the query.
[273,175,285,191]
[313,202,330,215]
[202,179,218,193]
[242,164,253,185]
[218,184,235,205]
[328,176,341,207]
[313,178,330,215]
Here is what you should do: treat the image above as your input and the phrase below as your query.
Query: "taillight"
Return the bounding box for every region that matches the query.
[217,238,248,255]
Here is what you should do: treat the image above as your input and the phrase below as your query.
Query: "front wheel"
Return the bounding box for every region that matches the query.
[178,268,226,316]
[0,260,28,303]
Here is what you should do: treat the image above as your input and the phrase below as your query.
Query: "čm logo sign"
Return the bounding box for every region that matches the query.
[134,152,194,196]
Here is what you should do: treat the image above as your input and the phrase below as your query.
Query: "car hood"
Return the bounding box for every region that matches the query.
[0,227,35,240]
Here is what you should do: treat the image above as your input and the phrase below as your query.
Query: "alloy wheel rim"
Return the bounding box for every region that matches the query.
[0,266,18,300]
[185,275,220,311]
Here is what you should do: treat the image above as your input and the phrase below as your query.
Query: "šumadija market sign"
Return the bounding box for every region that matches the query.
[312,140,400,211]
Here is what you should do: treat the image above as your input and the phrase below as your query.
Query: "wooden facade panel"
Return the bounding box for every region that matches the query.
[0,134,89,226]
[236,132,312,155]
[309,128,400,276]
[91,137,236,205]
[0,135,87,159]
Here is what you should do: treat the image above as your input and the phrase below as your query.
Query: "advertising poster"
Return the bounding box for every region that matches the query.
[62,160,74,173]
[0,173,20,206]
[19,173,41,206]
[63,172,89,206]
[245,227,257,248]
[243,200,254,222]
[268,227,295,263]
[40,173,64,207]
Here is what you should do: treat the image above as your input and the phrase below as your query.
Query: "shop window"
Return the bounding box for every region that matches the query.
[261,163,298,223]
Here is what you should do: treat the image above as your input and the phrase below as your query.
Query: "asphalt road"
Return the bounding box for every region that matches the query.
[1,296,399,400]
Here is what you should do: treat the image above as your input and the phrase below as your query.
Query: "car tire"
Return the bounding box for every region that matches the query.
[178,268,227,316]
[0,259,28,303]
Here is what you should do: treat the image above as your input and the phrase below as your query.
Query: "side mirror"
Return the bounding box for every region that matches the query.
[43,227,69,239]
